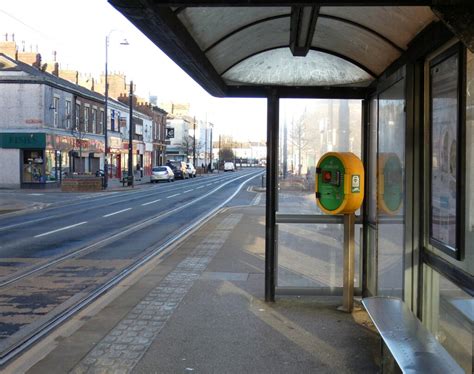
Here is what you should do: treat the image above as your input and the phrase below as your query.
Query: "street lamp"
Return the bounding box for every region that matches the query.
[104,31,129,189]
[128,80,134,187]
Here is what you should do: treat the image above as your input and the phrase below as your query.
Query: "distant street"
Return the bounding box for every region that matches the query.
[0,168,263,360]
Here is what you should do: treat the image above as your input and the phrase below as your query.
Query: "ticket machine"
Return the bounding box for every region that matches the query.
[315,152,364,215]
[315,152,365,313]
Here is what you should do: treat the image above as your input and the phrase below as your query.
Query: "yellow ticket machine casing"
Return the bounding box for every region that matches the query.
[315,152,364,215]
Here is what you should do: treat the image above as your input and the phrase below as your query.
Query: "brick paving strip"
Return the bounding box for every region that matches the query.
[71,214,242,374]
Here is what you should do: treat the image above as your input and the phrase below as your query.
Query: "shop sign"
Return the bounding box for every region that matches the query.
[46,134,75,151]
[166,128,174,139]
[0,133,46,149]
[109,136,122,149]
[25,119,43,124]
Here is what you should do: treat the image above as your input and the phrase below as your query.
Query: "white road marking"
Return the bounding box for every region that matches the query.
[34,221,87,238]
[28,193,44,196]
[141,199,161,206]
[103,208,132,217]
[196,186,204,189]
[251,194,262,206]
[167,193,180,199]
[206,184,212,186]
[183,189,193,193]
[0,215,61,232]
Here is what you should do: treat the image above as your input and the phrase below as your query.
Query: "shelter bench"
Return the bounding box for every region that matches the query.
[362,296,464,374]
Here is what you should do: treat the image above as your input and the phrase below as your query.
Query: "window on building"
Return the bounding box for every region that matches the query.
[99,110,104,134]
[84,106,90,133]
[53,97,59,127]
[111,110,115,132]
[66,100,72,129]
[75,103,81,131]
[92,109,97,134]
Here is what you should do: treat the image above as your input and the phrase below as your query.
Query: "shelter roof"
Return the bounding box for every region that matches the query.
[109,1,446,97]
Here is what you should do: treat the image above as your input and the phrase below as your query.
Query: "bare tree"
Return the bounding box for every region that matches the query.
[182,134,202,161]
[219,147,235,163]
[289,116,311,176]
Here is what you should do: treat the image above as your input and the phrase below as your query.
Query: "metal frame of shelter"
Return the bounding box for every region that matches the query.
[108,0,473,316]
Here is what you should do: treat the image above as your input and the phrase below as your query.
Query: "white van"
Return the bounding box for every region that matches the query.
[224,162,235,172]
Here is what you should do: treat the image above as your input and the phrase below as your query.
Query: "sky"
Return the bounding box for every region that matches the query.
[0,0,268,141]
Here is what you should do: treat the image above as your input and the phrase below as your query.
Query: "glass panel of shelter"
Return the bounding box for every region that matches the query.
[421,43,473,373]
[376,78,406,298]
[276,99,362,293]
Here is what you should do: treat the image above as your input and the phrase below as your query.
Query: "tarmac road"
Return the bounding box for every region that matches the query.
[0,168,264,357]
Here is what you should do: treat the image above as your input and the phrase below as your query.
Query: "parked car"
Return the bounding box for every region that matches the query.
[186,163,196,178]
[166,160,189,179]
[151,166,175,183]
[224,162,235,172]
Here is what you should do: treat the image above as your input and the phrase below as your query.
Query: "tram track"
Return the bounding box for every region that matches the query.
[0,171,261,289]
[0,171,263,366]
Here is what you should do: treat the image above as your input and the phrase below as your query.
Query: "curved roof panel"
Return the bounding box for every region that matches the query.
[177,7,289,51]
[320,6,436,50]
[312,17,402,76]
[206,16,290,74]
[222,48,373,87]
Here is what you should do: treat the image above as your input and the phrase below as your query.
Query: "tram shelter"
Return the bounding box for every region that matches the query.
[109,1,473,372]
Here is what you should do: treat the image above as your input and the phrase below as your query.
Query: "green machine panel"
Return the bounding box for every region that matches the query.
[318,156,345,212]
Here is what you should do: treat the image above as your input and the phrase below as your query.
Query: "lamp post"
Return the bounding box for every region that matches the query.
[193,116,196,167]
[209,123,213,172]
[104,31,129,189]
[128,80,134,187]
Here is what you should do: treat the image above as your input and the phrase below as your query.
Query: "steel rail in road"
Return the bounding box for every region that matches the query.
[0,171,251,233]
[0,170,263,289]
[0,170,263,367]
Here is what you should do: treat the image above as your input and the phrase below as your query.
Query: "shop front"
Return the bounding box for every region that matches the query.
[108,135,125,180]
[0,132,49,188]
[153,144,165,167]
[46,135,104,179]
[0,132,105,188]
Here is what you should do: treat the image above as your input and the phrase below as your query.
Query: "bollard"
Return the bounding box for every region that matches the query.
[261,174,265,188]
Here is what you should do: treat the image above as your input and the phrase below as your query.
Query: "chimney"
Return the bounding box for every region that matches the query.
[44,62,59,76]
[59,69,79,84]
[0,40,17,59]
[17,51,42,68]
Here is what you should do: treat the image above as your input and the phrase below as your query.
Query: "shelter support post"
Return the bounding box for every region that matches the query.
[339,213,356,312]
[265,89,279,302]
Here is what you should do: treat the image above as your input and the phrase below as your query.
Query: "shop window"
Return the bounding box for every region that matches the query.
[22,150,44,183]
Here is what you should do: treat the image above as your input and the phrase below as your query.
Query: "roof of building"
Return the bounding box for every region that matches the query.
[0,53,105,102]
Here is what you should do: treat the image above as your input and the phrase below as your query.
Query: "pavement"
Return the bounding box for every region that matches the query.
[13,202,380,373]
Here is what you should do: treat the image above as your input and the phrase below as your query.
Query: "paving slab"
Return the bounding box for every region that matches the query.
[24,206,379,374]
